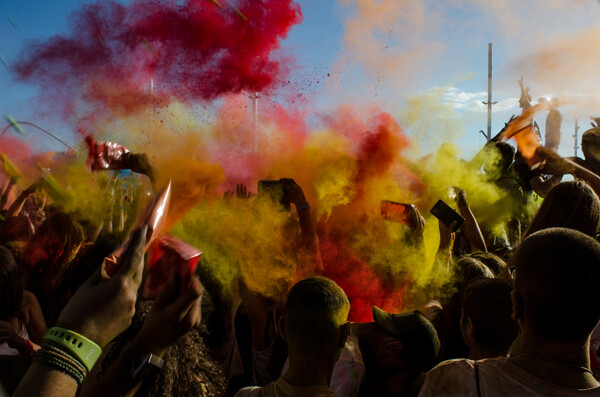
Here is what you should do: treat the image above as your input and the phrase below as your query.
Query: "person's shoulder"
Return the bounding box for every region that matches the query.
[235,381,281,397]
[429,358,476,375]
[19,291,39,317]
[476,356,511,372]
[21,290,38,305]
[419,359,477,397]
[234,386,263,397]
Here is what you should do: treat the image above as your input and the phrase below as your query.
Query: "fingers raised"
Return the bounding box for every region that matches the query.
[115,226,147,281]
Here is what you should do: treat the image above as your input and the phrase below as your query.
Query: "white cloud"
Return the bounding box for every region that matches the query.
[441,86,518,113]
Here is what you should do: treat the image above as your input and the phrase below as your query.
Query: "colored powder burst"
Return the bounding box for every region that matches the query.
[75,103,439,319]
[14,0,302,122]
[4,0,538,322]
[2,98,528,321]
[171,194,309,301]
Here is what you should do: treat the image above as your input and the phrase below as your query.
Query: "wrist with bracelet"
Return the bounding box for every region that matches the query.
[33,327,102,384]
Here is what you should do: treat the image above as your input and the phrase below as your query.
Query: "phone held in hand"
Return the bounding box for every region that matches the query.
[103,182,171,278]
[381,200,415,227]
[257,179,291,212]
[430,199,465,232]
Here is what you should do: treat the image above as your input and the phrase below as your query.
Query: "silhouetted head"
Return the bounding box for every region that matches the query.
[461,278,518,357]
[281,276,350,357]
[524,181,600,238]
[511,228,600,342]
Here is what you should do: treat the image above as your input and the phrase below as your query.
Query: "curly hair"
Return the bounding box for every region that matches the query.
[102,300,228,397]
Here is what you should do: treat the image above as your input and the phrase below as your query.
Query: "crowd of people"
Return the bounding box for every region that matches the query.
[1,84,600,397]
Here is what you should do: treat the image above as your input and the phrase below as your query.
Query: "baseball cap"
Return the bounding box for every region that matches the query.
[372,306,441,369]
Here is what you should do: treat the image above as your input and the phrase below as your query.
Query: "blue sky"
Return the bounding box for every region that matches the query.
[2,0,600,158]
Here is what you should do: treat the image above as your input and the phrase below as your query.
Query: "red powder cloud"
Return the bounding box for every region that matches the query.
[14,0,302,123]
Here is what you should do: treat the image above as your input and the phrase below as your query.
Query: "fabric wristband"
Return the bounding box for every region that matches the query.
[43,327,102,372]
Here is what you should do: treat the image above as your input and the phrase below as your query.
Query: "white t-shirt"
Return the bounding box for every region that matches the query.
[419,357,600,397]
[235,377,338,397]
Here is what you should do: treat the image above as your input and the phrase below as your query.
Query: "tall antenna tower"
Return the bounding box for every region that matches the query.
[573,119,580,157]
[249,93,259,153]
[481,43,497,141]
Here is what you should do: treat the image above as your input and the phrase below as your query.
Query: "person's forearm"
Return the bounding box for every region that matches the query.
[297,206,319,254]
[434,247,452,273]
[570,160,600,196]
[0,182,15,210]
[297,206,323,272]
[529,174,563,198]
[4,191,28,218]
[458,204,486,253]
[13,362,78,397]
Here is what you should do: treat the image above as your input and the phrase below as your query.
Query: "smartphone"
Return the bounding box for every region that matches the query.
[430,200,465,232]
[103,182,171,277]
[257,179,291,212]
[381,200,415,227]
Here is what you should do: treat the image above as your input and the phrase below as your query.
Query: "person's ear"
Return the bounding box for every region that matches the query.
[465,317,475,338]
[278,316,288,344]
[338,322,350,349]
[511,289,524,328]
[460,315,475,348]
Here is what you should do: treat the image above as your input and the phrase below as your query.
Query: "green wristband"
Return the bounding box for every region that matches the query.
[43,327,102,372]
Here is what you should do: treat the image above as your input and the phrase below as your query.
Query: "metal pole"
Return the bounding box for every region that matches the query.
[0,121,78,152]
[149,78,154,145]
[251,93,259,153]
[487,43,492,141]
[573,119,580,157]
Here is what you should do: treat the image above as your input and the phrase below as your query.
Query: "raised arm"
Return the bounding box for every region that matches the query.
[81,274,203,397]
[281,178,322,271]
[0,178,16,211]
[4,182,40,218]
[13,227,147,397]
[453,187,486,253]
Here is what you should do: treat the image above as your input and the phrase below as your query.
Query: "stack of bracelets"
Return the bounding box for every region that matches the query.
[33,327,102,385]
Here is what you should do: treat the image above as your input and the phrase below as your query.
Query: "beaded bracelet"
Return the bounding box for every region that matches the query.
[33,349,85,384]
[42,343,87,376]
[36,350,86,379]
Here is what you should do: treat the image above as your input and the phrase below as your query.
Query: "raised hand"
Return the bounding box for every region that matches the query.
[55,227,147,347]
[438,219,457,252]
[452,186,468,209]
[280,178,307,207]
[236,183,253,199]
[405,204,425,232]
[131,274,203,356]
